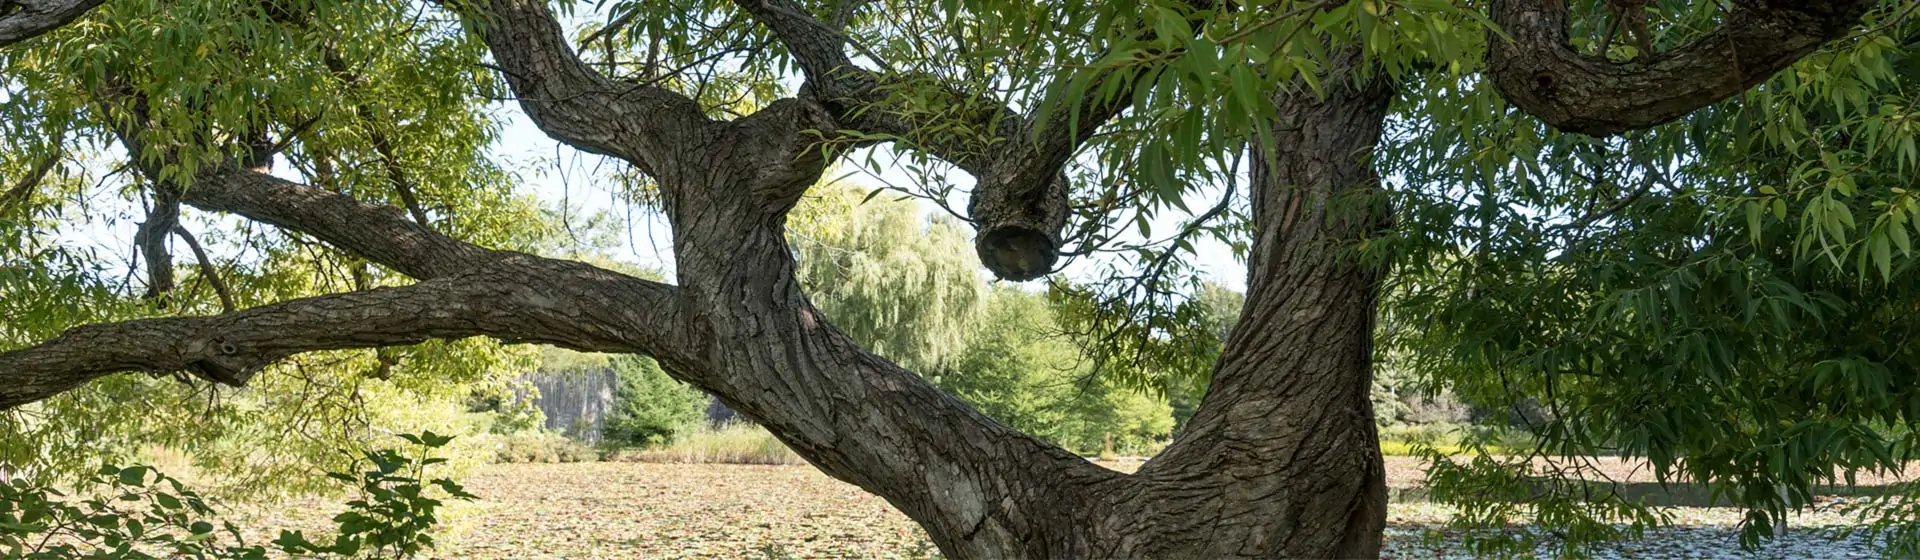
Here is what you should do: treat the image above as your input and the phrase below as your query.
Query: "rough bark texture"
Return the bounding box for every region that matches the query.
[1089,53,1395,559]
[0,0,103,48]
[1489,0,1875,136]
[0,0,1883,557]
[733,0,1148,280]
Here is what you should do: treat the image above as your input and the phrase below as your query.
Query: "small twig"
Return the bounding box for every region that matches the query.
[578,6,642,49]
[1547,173,1653,234]
[1214,0,1344,46]
[250,111,326,166]
[0,151,60,216]
[173,225,235,314]
[1840,0,1920,44]
[324,45,433,227]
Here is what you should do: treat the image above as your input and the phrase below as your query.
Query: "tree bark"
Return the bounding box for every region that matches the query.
[1488,0,1874,136]
[1079,53,1396,559]
[0,0,1879,557]
[0,0,104,48]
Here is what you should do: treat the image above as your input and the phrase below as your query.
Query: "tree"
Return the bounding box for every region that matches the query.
[602,355,707,447]
[790,182,985,374]
[0,1,1911,558]
[940,287,1175,455]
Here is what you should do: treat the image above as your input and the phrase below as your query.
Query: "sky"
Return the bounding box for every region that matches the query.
[486,99,1254,292]
[32,8,1254,298]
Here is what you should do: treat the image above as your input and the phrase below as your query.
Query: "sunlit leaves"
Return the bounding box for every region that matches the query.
[0,0,539,494]
[790,181,986,374]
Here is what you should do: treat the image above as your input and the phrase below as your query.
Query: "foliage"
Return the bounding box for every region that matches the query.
[613,422,806,466]
[0,432,468,559]
[487,432,599,464]
[1372,8,1920,550]
[791,182,986,374]
[602,356,708,448]
[274,431,477,559]
[0,464,266,559]
[1421,450,1670,560]
[1836,478,1920,559]
[939,288,1174,455]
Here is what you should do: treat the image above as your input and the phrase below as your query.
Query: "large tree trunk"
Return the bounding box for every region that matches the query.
[659,53,1396,558]
[1083,57,1396,558]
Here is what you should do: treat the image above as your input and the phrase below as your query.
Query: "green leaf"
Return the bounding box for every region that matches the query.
[117,467,147,487]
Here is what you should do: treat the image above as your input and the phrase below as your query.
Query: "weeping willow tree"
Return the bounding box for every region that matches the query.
[3,0,1920,557]
[789,182,984,374]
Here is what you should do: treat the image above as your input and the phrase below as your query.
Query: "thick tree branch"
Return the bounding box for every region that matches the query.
[736,0,1200,280]
[1489,0,1876,136]
[461,0,713,177]
[0,0,102,48]
[0,275,514,410]
[732,0,857,90]
[96,78,493,281]
[0,256,694,410]
[177,165,498,280]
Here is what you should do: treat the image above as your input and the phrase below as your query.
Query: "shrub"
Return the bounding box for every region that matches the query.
[0,432,470,560]
[275,431,477,558]
[0,464,265,559]
[489,432,598,464]
[601,356,707,448]
[464,380,546,435]
[939,290,1177,456]
[612,422,804,465]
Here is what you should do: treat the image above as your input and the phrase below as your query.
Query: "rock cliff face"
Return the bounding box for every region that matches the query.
[515,368,617,444]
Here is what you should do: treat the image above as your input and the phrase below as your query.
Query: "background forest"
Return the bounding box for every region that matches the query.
[478,181,1486,466]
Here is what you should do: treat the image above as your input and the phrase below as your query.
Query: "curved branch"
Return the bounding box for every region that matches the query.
[172,225,235,313]
[1488,0,1876,136]
[732,0,858,91]
[100,91,503,281]
[0,256,692,411]
[737,0,1203,280]
[178,165,498,280]
[0,0,103,48]
[461,0,713,177]
[0,273,525,410]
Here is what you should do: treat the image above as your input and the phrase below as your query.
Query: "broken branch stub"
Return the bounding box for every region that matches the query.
[970,171,1068,282]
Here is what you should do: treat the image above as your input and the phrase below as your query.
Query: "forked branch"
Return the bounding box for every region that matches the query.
[735,0,1209,280]
[461,0,714,177]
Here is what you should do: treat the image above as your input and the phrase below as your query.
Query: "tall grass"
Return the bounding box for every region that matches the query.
[617,423,805,465]
[1376,424,1535,456]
